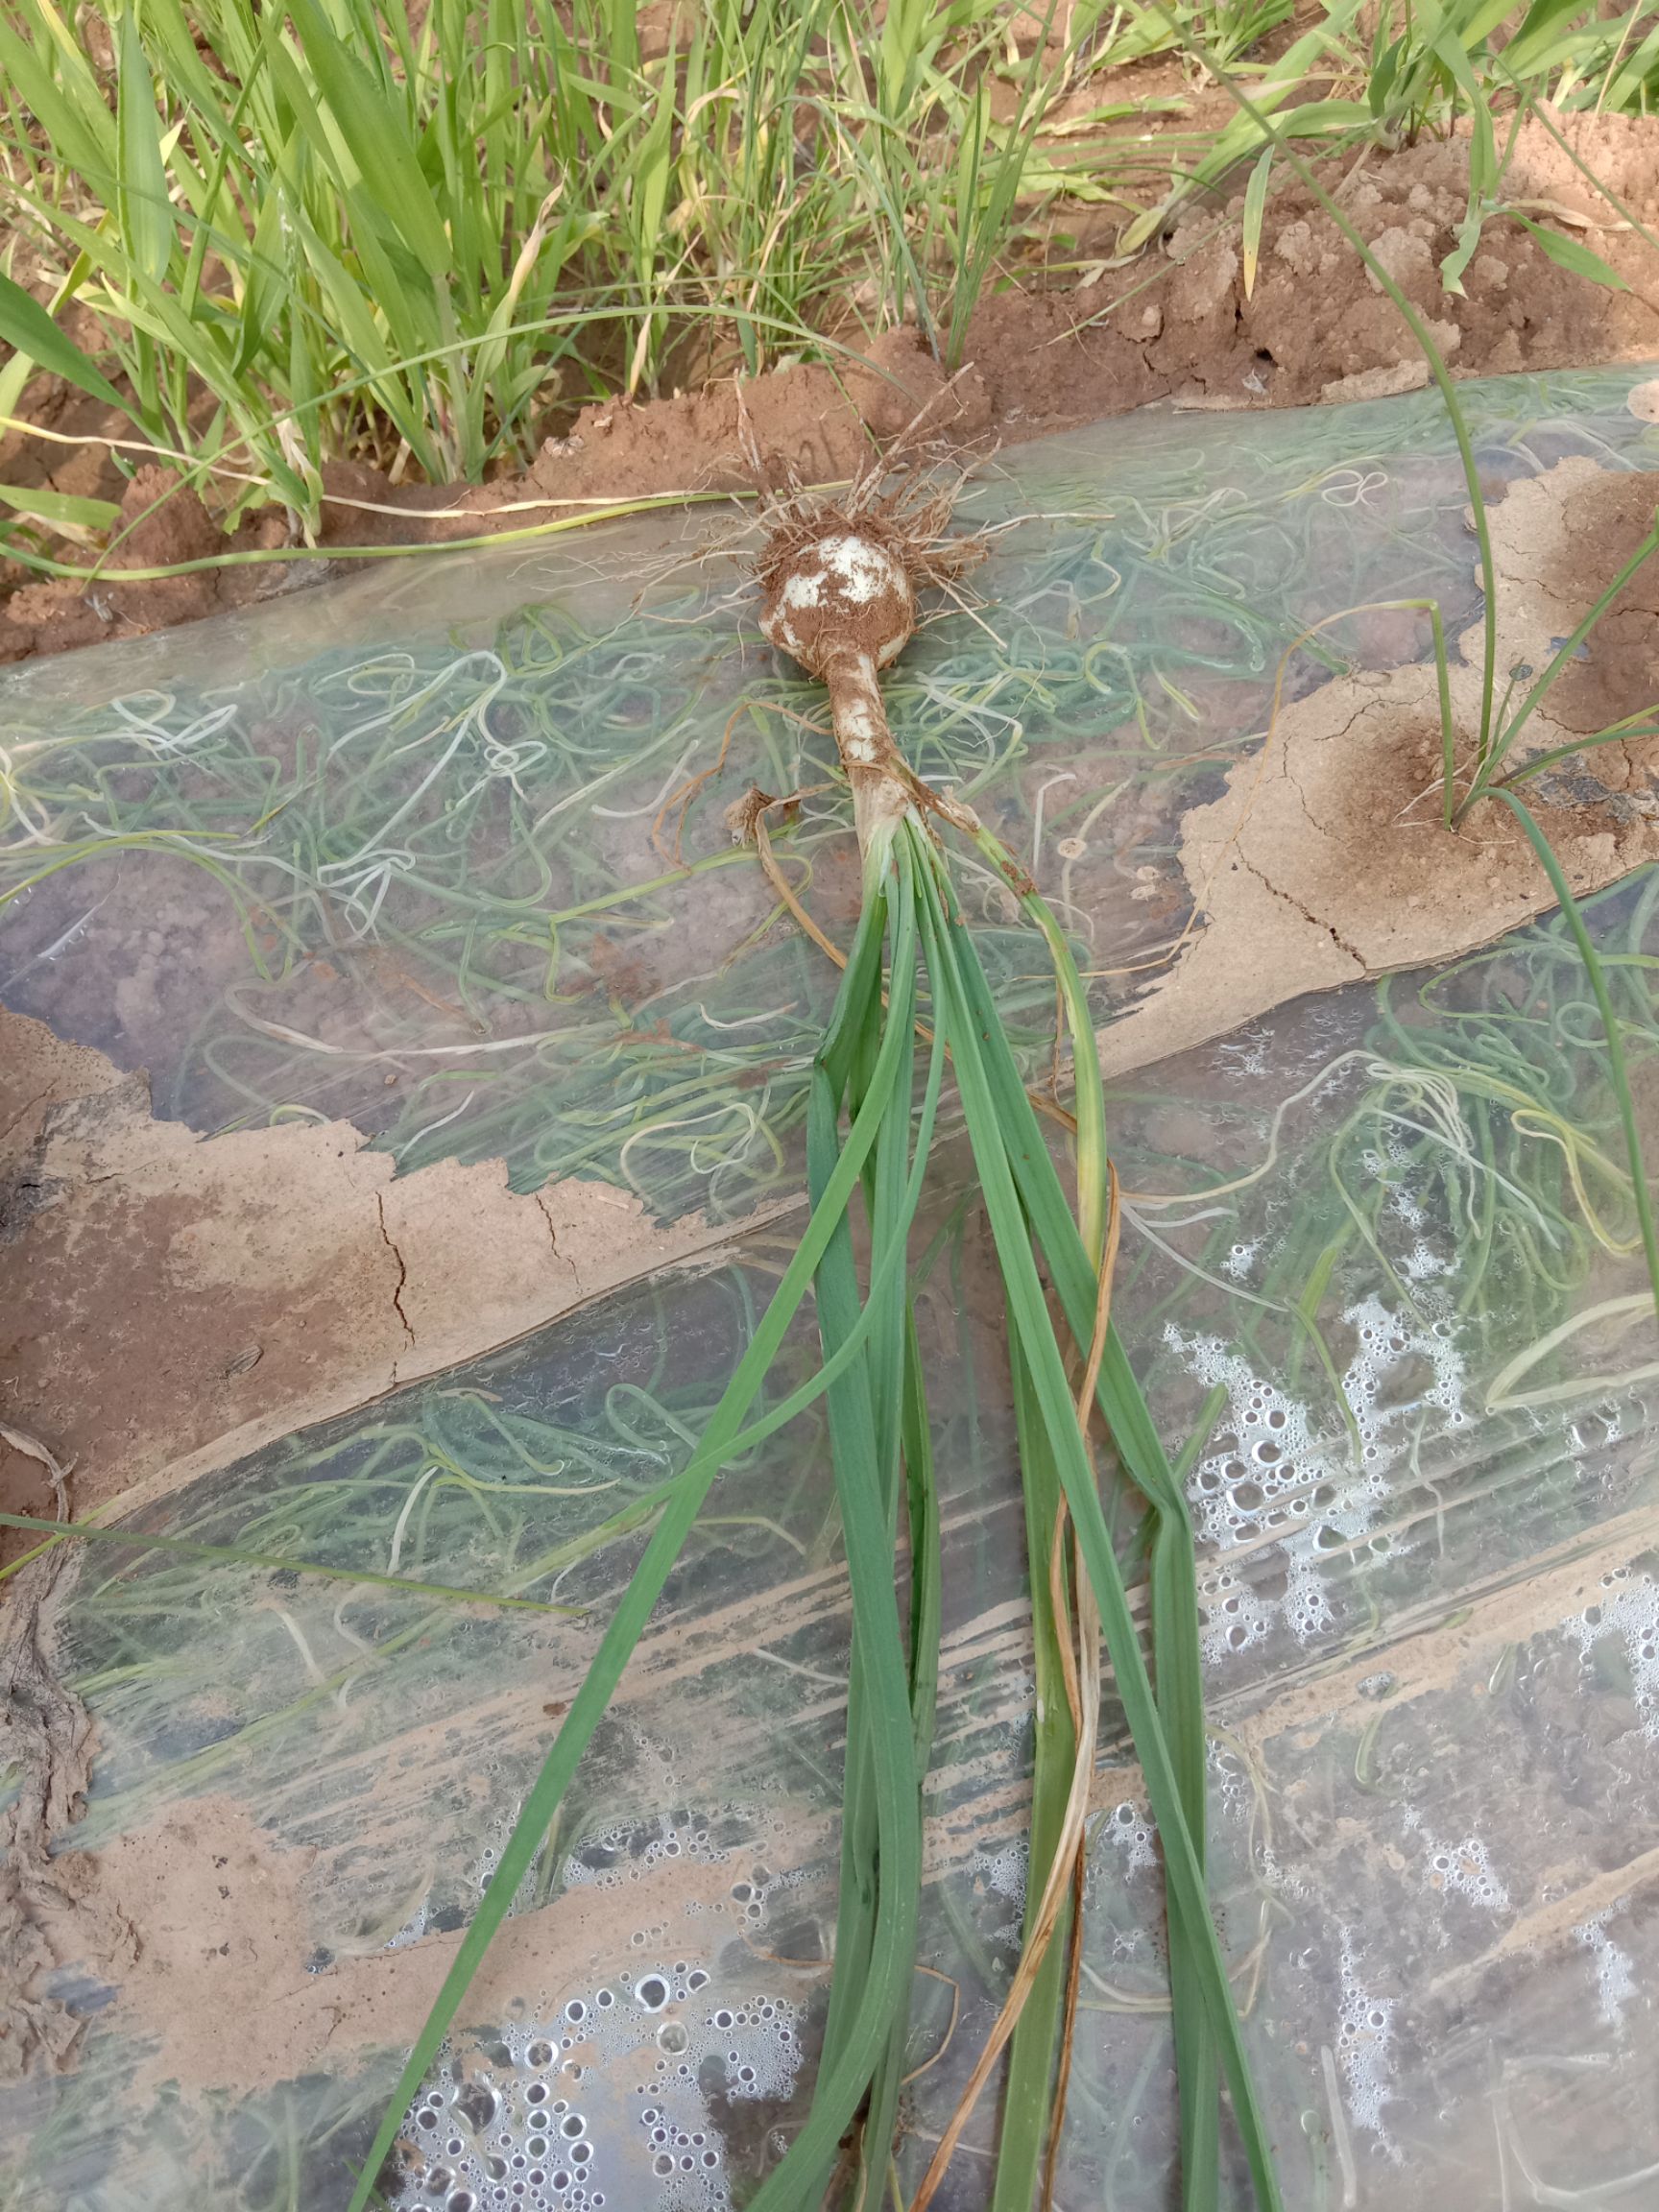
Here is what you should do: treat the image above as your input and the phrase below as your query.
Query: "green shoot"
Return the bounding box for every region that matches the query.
[1161,2,1659,1357]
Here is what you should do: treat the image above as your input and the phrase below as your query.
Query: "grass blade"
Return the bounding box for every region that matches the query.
[0,265,129,413]
[1511,209,1631,289]
[807,839,947,2208]
[1240,145,1273,301]
[344,854,922,2212]
[285,0,453,277]
[902,1298,942,1769]
[914,830,1282,2211]
[0,480,121,536]
[987,1331,1079,2212]
[0,1508,574,1612]
[971,819,1223,2199]
[116,9,175,283]
[1493,792,1659,1320]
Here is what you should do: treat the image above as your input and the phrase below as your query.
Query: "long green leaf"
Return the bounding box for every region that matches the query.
[809,840,920,2153]
[0,480,121,532]
[795,854,928,2212]
[967,825,1223,2205]
[344,835,922,2212]
[902,1299,942,1769]
[1511,211,1631,291]
[140,0,230,115]
[0,8,113,186]
[285,0,453,274]
[991,1330,1079,2212]
[116,10,175,283]
[1240,144,1273,301]
[1495,793,1659,1321]
[915,834,1283,2212]
[0,266,129,413]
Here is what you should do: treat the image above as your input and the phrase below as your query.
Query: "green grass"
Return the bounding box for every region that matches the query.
[0,0,1177,545]
[1164,0,1659,1351]
[6,0,1658,568]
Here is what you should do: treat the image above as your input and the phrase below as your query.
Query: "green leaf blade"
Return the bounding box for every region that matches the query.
[1512,210,1631,290]
[0,266,129,414]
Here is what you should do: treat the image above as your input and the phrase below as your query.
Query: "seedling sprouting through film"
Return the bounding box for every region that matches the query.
[1178,13,1659,1337]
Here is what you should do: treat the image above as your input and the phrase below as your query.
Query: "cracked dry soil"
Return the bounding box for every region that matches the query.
[1100,452,1659,1080]
[0,1001,794,2076]
[0,1005,772,1537]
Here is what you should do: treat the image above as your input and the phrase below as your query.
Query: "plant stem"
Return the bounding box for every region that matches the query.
[825,645,918,852]
[1146,3,1500,787]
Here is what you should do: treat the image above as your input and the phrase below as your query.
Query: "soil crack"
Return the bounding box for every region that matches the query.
[374,1193,416,1349]
[1238,846,1367,968]
[1280,753,1345,842]
[534,1191,582,1291]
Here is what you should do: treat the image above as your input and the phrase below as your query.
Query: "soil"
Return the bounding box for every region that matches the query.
[6,1768,820,2103]
[1098,450,1659,1080]
[0,1538,106,2080]
[90,1796,316,2100]
[1511,441,1659,737]
[6,111,1659,667]
[0,1000,808,2093]
[101,1796,823,2103]
[0,1008,790,1533]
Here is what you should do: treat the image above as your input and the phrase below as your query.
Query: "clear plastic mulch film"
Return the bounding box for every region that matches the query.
[6,366,1659,2212]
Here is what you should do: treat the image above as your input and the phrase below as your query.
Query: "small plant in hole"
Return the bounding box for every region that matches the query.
[1159,11,1659,1340]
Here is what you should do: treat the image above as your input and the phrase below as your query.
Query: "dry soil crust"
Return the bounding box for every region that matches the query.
[0,1009,785,1534]
[0,1005,799,2075]
[5,111,1659,664]
[1100,448,1659,1078]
